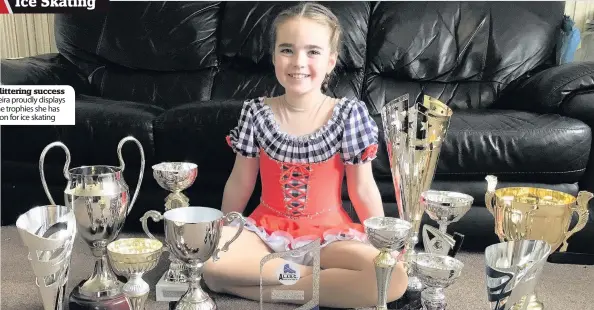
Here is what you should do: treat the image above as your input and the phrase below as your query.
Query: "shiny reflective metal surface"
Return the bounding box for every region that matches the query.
[380,93,453,292]
[39,136,146,300]
[413,253,464,310]
[107,238,163,310]
[484,240,551,310]
[16,205,77,310]
[485,175,592,252]
[364,216,412,310]
[421,190,473,256]
[141,206,246,310]
[152,161,198,284]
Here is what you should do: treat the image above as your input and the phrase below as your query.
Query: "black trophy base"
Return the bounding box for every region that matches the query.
[69,281,131,310]
[388,288,423,310]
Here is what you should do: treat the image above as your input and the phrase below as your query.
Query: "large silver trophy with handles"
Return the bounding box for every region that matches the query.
[39,136,145,309]
[16,205,77,310]
[141,206,246,310]
[380,93,453,294]
[151,162,199,301]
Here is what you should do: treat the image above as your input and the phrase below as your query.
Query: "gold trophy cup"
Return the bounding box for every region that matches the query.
[484,175,592,309]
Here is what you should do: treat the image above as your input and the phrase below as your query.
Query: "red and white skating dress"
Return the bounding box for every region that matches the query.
[226,96,379,264]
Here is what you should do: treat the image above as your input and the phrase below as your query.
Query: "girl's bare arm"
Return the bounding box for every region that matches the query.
[221,154,260,215]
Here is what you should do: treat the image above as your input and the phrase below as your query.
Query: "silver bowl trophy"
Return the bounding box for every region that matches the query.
[16,205,77,310]
[151,162,199,301]
[412,253,464,310]
[380,93,453,296]
[420,190,473,257]
[363,216,413,310]
[141,206,246,310]
[39,136,145,309]
[484,240,551,310]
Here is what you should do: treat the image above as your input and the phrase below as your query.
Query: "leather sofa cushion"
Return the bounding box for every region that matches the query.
[366,2,563,109]
[2,95,162,186]
[371,109,591,184]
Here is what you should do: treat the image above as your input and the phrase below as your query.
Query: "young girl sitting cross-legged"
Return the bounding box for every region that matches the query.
[202,3,408,308]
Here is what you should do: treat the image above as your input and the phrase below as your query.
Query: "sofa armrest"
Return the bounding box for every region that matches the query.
[1,53,93,94]
[497,61,594,113]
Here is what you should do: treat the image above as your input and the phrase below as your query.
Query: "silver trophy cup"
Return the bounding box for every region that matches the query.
[363,216,413,310]
[380,93,453,293]
[484,240,551,310]
[16,205,77,310]
[420,190,473,257]
[141,206,246,310]
[39,136,145,307]
[412,253,464,310]
[151,162,198,300]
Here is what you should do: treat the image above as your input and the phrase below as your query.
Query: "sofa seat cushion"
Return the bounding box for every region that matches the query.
[372,109,591,184]
[2,94,162,187]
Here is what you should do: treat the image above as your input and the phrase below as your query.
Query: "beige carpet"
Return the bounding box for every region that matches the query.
[2,226,592,310]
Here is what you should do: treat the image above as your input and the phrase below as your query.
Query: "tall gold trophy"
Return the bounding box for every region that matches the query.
[485,175,592,309]
[380,93,453,295]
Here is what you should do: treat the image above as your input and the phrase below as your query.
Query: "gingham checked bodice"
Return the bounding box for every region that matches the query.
[226,96,379,221]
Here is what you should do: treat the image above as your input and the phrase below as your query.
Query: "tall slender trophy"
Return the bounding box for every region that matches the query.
[151,162,198,301]
[16,205,77,310]
[141,206,246,310]
[39,136,145,309]
[380,93,453,294]
[484,175,592,309]
[484,240,551,310]
[412,252,464,310]
[107,238,164,310]
[420,190,473,257]
[364,216,413,310]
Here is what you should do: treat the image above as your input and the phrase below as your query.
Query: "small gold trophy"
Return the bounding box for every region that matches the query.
[107,238,164,310]
[485,175,592,309]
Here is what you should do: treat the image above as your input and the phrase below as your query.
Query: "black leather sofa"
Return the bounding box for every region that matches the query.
[2,1,594,257]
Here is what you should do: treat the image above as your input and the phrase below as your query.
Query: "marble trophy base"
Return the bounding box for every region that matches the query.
[69,280,131,310]
[156,272,190,302]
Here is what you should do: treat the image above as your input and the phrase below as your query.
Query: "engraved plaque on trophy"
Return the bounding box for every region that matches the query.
[260,239,321,310]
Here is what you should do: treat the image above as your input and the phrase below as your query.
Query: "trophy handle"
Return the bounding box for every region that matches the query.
[39,142,71,205]
[485,175,498,216]
[140,210,166,251]
[212,212,245,262]
[560,191,593,252]
[117,136,145,215]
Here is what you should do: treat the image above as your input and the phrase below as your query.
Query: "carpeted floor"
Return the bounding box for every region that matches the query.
[2,226,592,310]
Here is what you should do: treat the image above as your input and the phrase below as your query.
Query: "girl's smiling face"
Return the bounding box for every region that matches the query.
[273,17,337,96]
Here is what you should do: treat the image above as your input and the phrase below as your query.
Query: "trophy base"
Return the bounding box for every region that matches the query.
[69,281,130,310]
[156,272,190,302]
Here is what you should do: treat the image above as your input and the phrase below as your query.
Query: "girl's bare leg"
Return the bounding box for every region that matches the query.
[202,226,313,289]
[214,240,408,309]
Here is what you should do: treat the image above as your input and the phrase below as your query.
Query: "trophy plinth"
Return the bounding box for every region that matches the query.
[69,283,130,310]
[413,253,463,310]
[152,161,199,301]
[364,216,412,310]
[421,190,473,257]
[107,238,164,310]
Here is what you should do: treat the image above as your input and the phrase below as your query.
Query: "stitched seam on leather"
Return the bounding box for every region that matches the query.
[436,168,586,175]
[548,67,594,104]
